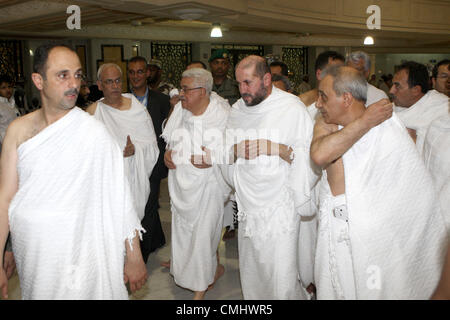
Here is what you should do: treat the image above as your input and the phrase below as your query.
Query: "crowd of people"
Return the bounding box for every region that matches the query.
[0,43,449,300]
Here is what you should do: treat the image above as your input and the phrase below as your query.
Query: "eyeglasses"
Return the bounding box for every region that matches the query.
[180,86,203,93]
[102,78,122,85]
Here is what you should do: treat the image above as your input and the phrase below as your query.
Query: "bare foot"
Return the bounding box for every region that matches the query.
[222,228,235,241]
[193,290,206,300]
[207,264,225,290]
[160,260,170,268]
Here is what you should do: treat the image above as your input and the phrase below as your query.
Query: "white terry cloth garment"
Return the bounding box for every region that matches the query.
[340,113,447,299]
[162,94,231,292]
[423,113,450,232]
[396,89,449,154]
[8,107,143,300]
[366,83,388,106]
[222,87,318,300]
[94,93,159,221]
[315,173,356,300]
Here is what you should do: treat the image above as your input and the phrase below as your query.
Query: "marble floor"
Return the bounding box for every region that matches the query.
[6,178,244,300]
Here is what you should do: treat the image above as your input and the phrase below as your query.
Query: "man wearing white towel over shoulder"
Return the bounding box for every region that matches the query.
[311,65,447,299]
[219,55,318,299]
[390,61,449,154]
[0,44,147,300]
[87,63,159,223]
[162,68,230,300]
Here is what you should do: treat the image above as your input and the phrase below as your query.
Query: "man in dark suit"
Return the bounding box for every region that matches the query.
[128,56,169,263]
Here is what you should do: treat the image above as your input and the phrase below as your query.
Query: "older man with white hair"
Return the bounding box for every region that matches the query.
[162,68,231,300]
[312,65,447,299]
[87,63,159,223]
[346,51,388,106]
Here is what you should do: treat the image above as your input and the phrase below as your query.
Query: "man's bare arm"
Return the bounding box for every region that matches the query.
[124,233,148,293]
[311,99,393,168]
[0,122,20,299]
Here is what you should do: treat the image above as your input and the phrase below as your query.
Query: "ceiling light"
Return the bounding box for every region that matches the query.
[364,36,374,45]
[210,23,222,38]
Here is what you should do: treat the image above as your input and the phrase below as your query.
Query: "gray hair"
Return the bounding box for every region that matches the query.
[321,65,367,103]
[271,74,292,91]
[346,51,371,73]
[181,68,213,94]
[97,63,122,81]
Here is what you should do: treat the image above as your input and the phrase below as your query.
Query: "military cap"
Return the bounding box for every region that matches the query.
[208,49,230,63]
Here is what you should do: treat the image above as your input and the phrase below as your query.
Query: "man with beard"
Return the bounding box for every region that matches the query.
[76,77,91,109]
[209,49,240,106]
[0,44,147,299]
[218,55,318,299]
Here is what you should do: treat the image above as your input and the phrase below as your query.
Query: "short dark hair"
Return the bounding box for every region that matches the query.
[188,61,207,69]
[269,61,289,76]
[271,73,291,91]
[0,74,13,86]
[432,59,450,79]
[397,61,429,94]
[129,56,148,66]
[315,51,345,72]
[33,43,74,79]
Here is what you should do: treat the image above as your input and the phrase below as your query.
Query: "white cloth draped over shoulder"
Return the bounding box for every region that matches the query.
[161,93,231,291]
[396,90,449,154]
[338,113,447,299]
[423,113,450,232]
[366,83,388,106]
[9,107,143,299]
[222,87,318,299]
[94,94,159,221]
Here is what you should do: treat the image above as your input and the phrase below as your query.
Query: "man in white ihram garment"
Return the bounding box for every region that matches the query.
[162,68,230,300]
[0,44,147,300]
[311,65,447,299]
[219,55,318,299]
[390,61,449,154]
[423,109,450,232]
[345,51,388,106]
[87,63,159,222]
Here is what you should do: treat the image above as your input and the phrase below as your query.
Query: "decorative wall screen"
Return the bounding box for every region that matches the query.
[282,47,308,88]
[211,44,264,79]
[151,42,192,87]
[0,40,24,83]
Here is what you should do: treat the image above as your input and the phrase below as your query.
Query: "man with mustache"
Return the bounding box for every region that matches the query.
[87,64,159,231]
[218,55,318,299]
[0,44,147,299]
[390,61,449,154]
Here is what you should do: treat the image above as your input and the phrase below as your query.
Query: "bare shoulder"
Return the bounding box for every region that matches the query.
[85,101,98,115]
[5,110,44,148]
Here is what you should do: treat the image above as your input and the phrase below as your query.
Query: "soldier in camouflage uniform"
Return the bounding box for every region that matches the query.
[147,59,176,96]
[209,49,240,106]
